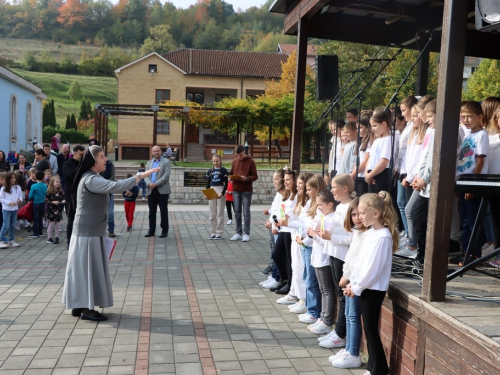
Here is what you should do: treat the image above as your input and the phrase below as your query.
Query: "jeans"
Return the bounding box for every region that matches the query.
[302,246,321,318]
[233,191,252,235]
[108,194,115,233]
[1,210,17,242]
[458,193,484,257]
[404,189,420,247]
[138,181,146,199]
[330,256,346,338]
[397,183,408,235]
[33,203,45,236]
[361,289,388,375]
[345,295,361,356]
[315,265,335,326]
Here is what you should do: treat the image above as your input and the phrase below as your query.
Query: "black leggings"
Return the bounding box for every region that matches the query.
[355,177,368,197]
[361,289,389,375]
[226,200,233,220]
[367,168,390,194]
[271,232,292,286]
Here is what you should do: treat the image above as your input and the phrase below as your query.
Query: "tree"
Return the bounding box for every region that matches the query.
[68,80,82,114]
[23,51,38,71]
[49,99,57,128]
[65,114,71,129]
[86,99,93,119]
[57,0,88,28]
[463,59,500,100]
[79,99,87,120]
[70,113,77,130]
[43,101,51,127]
[140,24,176,55]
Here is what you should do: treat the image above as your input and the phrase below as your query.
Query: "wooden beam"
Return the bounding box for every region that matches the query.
[290,18,308,172]
[422,0,468,302]
[284,0,329,34]
[416,48,430,96]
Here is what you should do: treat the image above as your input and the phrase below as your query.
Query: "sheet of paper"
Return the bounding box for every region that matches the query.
[105,237,117,261]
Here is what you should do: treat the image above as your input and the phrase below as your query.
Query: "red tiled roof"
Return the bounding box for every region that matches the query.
[278,44,318,56]
[162,49,288,78]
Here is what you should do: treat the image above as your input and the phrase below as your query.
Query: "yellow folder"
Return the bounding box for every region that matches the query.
[202,188,219,200]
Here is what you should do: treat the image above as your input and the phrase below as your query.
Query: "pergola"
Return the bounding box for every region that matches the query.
[270,0,500,302]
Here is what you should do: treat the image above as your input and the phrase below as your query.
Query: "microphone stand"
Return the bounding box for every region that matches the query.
[384,33,434,191]
[351,47,404,177]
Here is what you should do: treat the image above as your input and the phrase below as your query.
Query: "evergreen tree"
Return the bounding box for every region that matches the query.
[86,100,93,119]
[79,99,87,120]
[65,114,71,129]
[70,114,77,130]
[50,99,56,127]
[42,102,51,127]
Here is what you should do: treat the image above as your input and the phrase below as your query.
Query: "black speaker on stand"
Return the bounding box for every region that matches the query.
[316,55,339,102]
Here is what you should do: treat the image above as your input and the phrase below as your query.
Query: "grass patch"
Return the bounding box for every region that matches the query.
[12,69,117,139]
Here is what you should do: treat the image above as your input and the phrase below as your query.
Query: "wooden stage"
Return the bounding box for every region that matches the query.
[374,259,500,375]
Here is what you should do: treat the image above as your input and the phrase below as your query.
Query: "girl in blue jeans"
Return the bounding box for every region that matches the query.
[330,198,366,369]
[0,172,23,249]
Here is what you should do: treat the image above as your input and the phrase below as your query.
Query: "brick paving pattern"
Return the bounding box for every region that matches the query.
[0,207,367,374]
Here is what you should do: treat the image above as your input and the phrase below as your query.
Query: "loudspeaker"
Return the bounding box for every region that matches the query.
[476,0,500,33]
[316,55,339,101]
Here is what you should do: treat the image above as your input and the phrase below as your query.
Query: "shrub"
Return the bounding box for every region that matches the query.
[43,126,88,144]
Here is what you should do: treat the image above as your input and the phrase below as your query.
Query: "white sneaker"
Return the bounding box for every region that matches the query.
[483,243,496,256]
[264,279,280,289]
[288,302,299,310]
[309,321,332,335]
[242,234,250,242]
[289,300,307,314]
[319,330,346,348]
[394,246,418,259]
[259,276,272,286]
[276,294,298,305]
[227,219,232,225]
[0,241,9,249]
[15,225,21,230]
[8,241,19,248]
[299,314,317,324]
[329,349,347,363]
[397,237,407,250]
[307,319,322,330]
[331,351,362,368]
[318,331,334,342]
[230,234,242,241]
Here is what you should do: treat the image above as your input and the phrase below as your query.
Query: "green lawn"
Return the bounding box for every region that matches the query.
[12,69,117,138]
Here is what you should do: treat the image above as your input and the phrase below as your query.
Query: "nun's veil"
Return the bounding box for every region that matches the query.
[67,145,102,219]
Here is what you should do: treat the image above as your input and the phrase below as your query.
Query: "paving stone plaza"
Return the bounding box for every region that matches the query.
[0,205,367,375]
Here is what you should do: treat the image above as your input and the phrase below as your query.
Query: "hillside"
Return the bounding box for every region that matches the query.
[12,69,118,137]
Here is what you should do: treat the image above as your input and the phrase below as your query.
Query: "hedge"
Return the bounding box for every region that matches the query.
[43,126,88,144]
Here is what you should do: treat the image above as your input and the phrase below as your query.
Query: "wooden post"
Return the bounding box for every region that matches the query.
[421,0,468,302]
[250,123,254,156]
[416,48,430,96]
[153,111,158,147]
[268,124,272,162]
[290,18,308,172]
[181,118,185,160]
[104,115,109,155]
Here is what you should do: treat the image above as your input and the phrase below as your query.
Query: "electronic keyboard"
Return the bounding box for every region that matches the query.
[455,174,500,194]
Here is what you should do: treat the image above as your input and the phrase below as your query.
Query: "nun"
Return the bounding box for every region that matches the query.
[63,145,159,321]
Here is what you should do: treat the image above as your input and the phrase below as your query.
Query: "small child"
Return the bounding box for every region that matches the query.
[45,176,65,244]
[329,198,366,369]
[205,154,228,240]
[226,180,234,225]
[0,172,23,248]
[29,170,48,238]
[344,192,399,375]
[0,171,5,232]
[137,163,146,200]
[123,173,139,231]
[15,173,28,230]
[44,169,52,183]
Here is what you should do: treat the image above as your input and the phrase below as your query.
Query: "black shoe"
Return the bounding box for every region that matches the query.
[275,285,290,295]
[108,232,116,238]
[71,308,84,317]
[145,232,155,237]
[260,266,272,276]
[80,309,107,321]
[54,237,60,244]
[269,281,286,292]
[47,238,54,244]
[159,232,168,238]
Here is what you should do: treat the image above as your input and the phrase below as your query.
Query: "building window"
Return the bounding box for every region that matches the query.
[10,95,17,151]
[215,94,229,102]
[186,92,204,104]
[156,89,170,104]
[26,102,32,149]
[157,119,170,135]
[149,64,157,74]
[470,66,477,74]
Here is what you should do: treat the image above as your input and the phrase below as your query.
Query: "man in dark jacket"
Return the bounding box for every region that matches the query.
[229,145,258,242]
[63,145,85,247]
[57,144,71,188]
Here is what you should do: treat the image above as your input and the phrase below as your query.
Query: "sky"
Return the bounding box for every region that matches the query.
[167,0,267,12]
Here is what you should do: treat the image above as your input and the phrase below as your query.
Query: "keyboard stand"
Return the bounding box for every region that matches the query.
[447,195,500,281]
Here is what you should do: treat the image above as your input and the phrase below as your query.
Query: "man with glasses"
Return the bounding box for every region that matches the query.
[144,145,171,238]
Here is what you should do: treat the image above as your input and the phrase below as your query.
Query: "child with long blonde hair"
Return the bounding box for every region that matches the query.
[344,192,399,375]
[45,176,65,245]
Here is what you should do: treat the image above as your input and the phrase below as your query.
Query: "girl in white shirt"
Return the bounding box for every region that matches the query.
[344,192,399,375]
[318,173,354,348]
[352,117,374,197]
[296,175,326,324]
[330,197,366,369]
[0,172,24,249]
[306,189,336,335]
[271,168,298,295]
[365,108,393,193]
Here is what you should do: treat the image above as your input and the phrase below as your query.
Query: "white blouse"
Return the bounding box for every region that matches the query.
[0,185,24,211]
[310,210,333,268]
[342,230,366,280]
[278,195,297,233]
[323,202,352,261]
[349,227,393,296]
[367,135,392,171]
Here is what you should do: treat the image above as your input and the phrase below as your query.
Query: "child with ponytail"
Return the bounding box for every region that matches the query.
[317,173,354,348]
[344,191,399,375]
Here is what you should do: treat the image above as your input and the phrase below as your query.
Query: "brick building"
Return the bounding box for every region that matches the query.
[114,49,288,160]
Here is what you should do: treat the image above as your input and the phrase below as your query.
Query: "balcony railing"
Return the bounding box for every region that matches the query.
[204,133,237,145]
